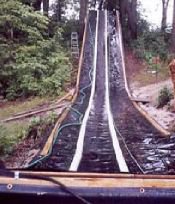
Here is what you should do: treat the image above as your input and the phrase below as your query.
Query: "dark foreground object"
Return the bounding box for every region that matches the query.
[1,171,175,204]
[0,186,175,204]
[1,185,175,204]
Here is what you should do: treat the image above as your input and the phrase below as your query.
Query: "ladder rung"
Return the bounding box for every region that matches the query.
[71,32,79,59]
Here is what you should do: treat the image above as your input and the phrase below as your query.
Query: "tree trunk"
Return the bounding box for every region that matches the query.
[22,0,31,6]
[119,0,128,30]
[57,1,61,22]
[10,28,14,40]
[79,0,88,25]
[127,0,137,39]
[33,0,42,11]
[105,0,118,11]
[172,0,175,51]
[79,0,88,39]
[90,0,96,8]
[52,0,65,23]
[43,0,49,16]
[119,0,137,40]
[161,0,169,32]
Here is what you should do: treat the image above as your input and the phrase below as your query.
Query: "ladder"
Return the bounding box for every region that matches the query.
[71,32,79,59]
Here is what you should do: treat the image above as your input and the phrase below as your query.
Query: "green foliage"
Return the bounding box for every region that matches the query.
[6,39,70,99]
[0,112,58,157]
[157,87,173,108]
[0,0,70,100]
[132,31,169,61]
[131,2,169,62]
[0,124,12,155]
[30,112,57,127]
[0,0,48,42]
[27,113,57,139]
[0,122,27,156]
[50,0,66,23]
[61,19,79,44]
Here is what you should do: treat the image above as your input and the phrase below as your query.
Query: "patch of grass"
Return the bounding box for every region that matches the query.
[0,121,29,158]
[0,94,64,120]
[0,112,58,159]
[26,113,57,139]
[133,63,170,86]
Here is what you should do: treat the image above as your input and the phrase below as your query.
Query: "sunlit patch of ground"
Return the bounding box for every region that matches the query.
[0,96,59,121]
[131,63,170,87]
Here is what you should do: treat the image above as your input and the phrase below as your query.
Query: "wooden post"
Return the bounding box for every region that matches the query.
[168,59,175,110]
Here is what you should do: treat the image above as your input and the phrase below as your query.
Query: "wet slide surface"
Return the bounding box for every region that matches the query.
[78,11,120,173]
[30,10,175,175]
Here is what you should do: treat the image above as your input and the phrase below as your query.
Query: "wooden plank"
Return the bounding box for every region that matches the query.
[132,101,170,136]
[40,107,70,156]
[1,172,175,188]
[2,91,73,123]
[40,15,89,156]
[116,12,170,137]
[131,97,150,103]
[2,104,68,123]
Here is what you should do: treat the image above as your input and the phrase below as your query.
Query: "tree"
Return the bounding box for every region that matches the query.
[161,0,170,32]
[172,0,175,51]
[0,0,47,98]
[119,0,138,41]
[0,0,70,101]
[32,0,42,11]
[105,0,119,10]
[43,0,49,16]
[21,0,31,6]
[127,0,137,39]
[22,0,49,15]
[119,0,127,27]
[79,0,89,38]
[51,0,65,22]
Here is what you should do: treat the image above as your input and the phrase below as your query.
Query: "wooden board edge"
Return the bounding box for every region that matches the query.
[40,15,89,156]
[116,11,170,137]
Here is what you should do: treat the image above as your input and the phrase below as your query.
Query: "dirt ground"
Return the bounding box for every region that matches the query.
[0,95,71,168]
[132,79,175,130]
[125,49,175,131]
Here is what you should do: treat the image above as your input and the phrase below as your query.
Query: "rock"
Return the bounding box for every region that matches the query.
[158,143,175,149]
[143,163,153,170]
[152,161,165,168]
[143,138,152,145]
[147,156,159,161]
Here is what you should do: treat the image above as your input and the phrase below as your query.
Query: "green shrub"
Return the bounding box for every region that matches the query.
[0,123,27,157]
[157,87,173,108]
[131,31,169,61]
[0,113,58,158]
[1,38,70,100]
[0,1,70,100]
[27,113,57,139]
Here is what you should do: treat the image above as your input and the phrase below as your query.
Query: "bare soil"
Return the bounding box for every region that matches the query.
[0,96,71,168]
[5,122,55,169]
[125,49,175,132]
